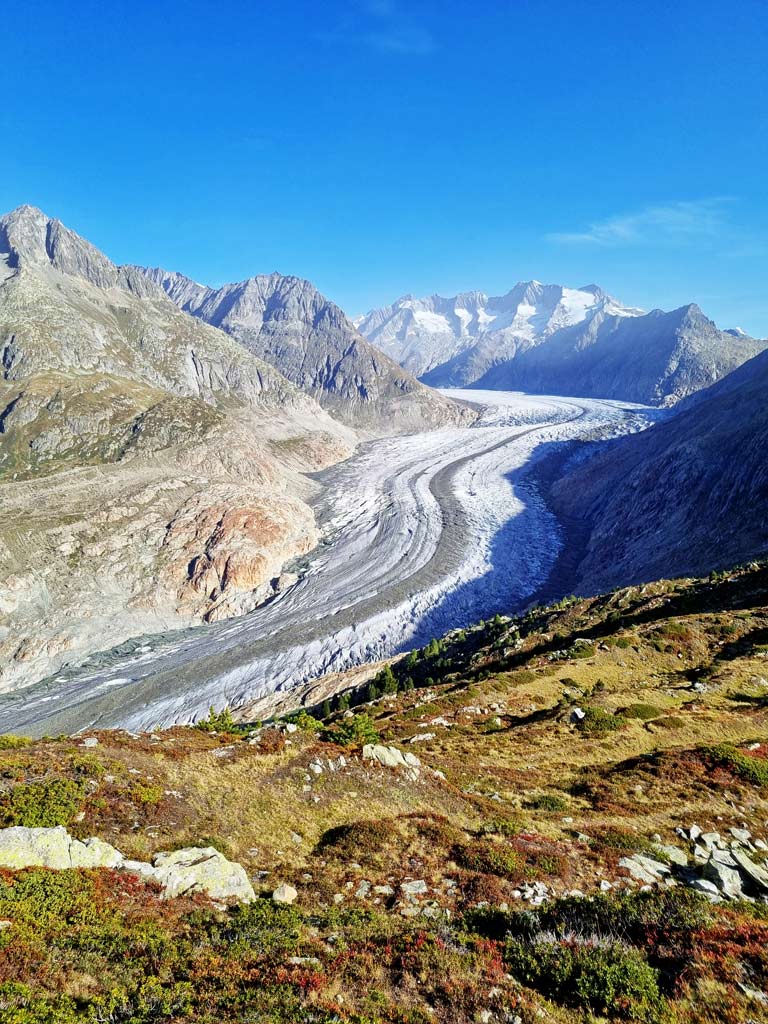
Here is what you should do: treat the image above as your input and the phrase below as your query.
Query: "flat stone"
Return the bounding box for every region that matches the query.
[654,844,688,866]
[622,851,671,884]
[711,848,738,868]
[152,847,256,902]
[272,882,298,905]
[691,878,722,901]
[400,879,428,897]
[730,827,752,844]
[704,859,743,898]
[732,848,768,893]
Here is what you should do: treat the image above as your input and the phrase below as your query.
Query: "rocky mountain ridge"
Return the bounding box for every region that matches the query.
[139,266,470,433]
[0,205,357,690]
[357,281,767,405]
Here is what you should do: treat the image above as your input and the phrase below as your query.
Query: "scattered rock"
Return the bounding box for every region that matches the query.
[153,847,256,902]
[400,879,428,897]
[272,882,298,905]
[618,855,670,884]
[704,859,743,898]
[732,849,768,893]
[730,827,752,844]
[654,844,688,867]
[691,878,722,901]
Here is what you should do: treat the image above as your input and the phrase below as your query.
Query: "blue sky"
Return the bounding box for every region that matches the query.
[2,0,767,333]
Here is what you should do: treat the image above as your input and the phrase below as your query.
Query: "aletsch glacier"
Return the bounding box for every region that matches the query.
[0,391,658,735]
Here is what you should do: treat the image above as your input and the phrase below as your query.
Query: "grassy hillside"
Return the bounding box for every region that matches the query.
[2,563,768,1022]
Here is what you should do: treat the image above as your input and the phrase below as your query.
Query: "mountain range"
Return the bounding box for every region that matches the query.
[356,283,767,405]
[0,205,466,690]
[2,203,767,696]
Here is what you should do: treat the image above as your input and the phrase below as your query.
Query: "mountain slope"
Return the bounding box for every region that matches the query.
[549,347,768,593]
[139,267,471,433]
[357,282,766,405]
[2,563,768,1023]
[0,206,354,690]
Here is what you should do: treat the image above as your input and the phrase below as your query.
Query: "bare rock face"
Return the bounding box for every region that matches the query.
[161,489,319,622]
[0,205,356,690]
[140,267,472,433]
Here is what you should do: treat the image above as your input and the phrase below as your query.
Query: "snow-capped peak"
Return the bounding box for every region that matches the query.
[355,281,644,377]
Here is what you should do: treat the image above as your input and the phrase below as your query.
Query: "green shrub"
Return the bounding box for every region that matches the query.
[654,715,685,730]
[0,778,85,827]
[286,710,323,733]
[455,839,521,878]
[481,816,526,837]
[315,819,391,867]
[0,735,32,750]
[326,712,379,747]
[506,669,535,685]
[708,743,768,787]
[212,897,303,955]
[504,939,663,1021]
[131,783,163,805]
[0,983,79,1024]
[589,827,660,856]
[621,703,662,721]
[525,793,569,812]
[577,705,625,736]
[196,705,237,732]
[0,869,101,930]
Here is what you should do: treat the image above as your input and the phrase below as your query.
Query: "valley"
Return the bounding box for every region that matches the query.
[0,391,655,736]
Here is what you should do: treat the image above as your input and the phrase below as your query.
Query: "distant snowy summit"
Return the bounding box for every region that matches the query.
[355,281,766,406]
[355,282,643,378]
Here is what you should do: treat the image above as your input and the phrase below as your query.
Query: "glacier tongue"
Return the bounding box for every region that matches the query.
[0,391,657,735]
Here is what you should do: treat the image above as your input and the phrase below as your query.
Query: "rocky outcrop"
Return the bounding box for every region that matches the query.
[617,825,768,903]
[363,744,421,779]
[149,847,255,902]
[0,826,255,902]
[139,268,472,433]
[0,826,123,870]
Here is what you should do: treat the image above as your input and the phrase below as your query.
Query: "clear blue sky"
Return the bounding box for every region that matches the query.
[2,0,767,333]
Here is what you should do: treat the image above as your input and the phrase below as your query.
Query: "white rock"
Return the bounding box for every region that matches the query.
[152,847,256,902]
[70,836,124,869]
[272,882,298,905]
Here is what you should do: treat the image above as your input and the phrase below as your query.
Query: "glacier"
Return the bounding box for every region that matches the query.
[0,391,658,735]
